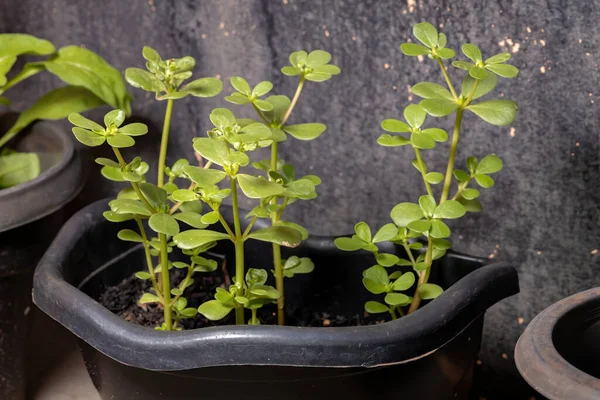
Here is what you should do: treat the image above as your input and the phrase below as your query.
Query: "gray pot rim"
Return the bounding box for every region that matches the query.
[0,120,84,233]
[515,287,600,400]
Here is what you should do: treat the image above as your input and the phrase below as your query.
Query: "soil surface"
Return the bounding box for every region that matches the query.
[100,269,386,330]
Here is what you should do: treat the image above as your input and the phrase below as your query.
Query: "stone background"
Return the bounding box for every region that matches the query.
[2,0,599,398]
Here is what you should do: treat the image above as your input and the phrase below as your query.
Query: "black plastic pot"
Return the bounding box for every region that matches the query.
[33,199,519,400]
[515,287,600,400]
[0,115,83,400]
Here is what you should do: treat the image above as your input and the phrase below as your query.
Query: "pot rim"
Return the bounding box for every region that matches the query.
[33,199,519,371]
[0,120,83,232]
[515,287,600,400]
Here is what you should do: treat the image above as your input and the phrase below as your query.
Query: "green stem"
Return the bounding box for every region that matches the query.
[112,147,155,213]
[390,307,397,320]
[401,241,417,266]
[158,233,173,330]
[157,98,174,187]
[437,58,458,100]
[439,108,464,203]
[170,263,194,307]
[0,63,44,97]
[251,102,270,124]
[242,215,258,239]
[269,141,286,325]
[451,177,473,201]
[281,76,305,126]
[414,148,434,198]
[231,176,245,325]
[408,238,433,314]
[251,309,258,325]
[135,218,160,297]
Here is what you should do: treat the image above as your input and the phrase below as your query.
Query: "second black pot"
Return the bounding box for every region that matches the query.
[33,199,519,400]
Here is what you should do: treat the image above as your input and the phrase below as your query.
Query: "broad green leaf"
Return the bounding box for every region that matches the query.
[0,153,39,188]
[173,212,207,229]
[135,272,152,280]
[462,43,482,62]
[252,81,273,97]
[467,156,478,173]
[373,223,398,243]
[429,219,450,238]
[364,264,389,285]
[171,189,198,202]
[103,211,134,222]
[0,33,55,56]
[425,172,444,184]
[420,98,459,117]
[305,72,333,83]
[485,63,519,78]
[461,188,480,200]
[283,256,314,275]
[104,109,125,127]
[392,272,416,291]
[376,253,400,267]
[422,128,448,142]
[140,293,161,304]
[173,229,230,249]
[192,137,229,166]
[247,226,302,247]
[253,99,273,111]
[411,132,435,149]
[284,178,316,199]
[391,203,424,227]
[209,108,236,127]
[407,219,431,233]
[95,157,119,168]
[201,210,220,224]
[436,48,455,59]
[283,123,326,141]
[385,293,410,306]
[126,67,164,93]
[4,86,104,144]
[377,134,410,147]
[400,43,430,56]
[72,127,105,147]
[225,92,250,105]
[469,66,488,80]
[45,46,130,112]
[413,22,438,48]
[461,73,497,100]
[119,123,148,136]
[183,165,227,187]
[454,169,470,182]
[452,60,475,71]
[313,64,341,75]
[198,300,233,320]
[181,77,222,97]
[281,66,301,76]
[475,174,495,188]
[458,197,483,212]
[142,46,160,62]
[306,50,331,68]
[438,33,447,48]
[365,301,389,314]
[411,82,453,100]
[117,229,143,243]
[230,76,251,94]
[264,95,291,121]
[107,134,135,148]
[467,100,518,126]
[149,213,180,236]
[485,52,511,64]
[139,182,168,208]
[334,236,364,251]
[381,118,411,133]
[476,154,503,174]
[434,200,466,219]
[276,221,309,240]
[355,222,371,242]
[363,278,387,294]
[68,112,104,131]
[237,174,284,199]
[403,104,426,128]
[418,283,444,300]
[246,268,268,286]
[289,50,308,67]
[109,199,151,216]
[419,195,437,216]
[101,166,125,181]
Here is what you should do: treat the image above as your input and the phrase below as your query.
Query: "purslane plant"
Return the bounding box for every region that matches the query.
[69,47,223,330]
[70,48,338,329]
[335,22,518,319]
[0,34,130,189]
[223,49,340,324]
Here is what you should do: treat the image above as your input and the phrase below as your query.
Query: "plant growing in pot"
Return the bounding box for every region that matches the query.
[0,34,130,400]
[33,23,519,400]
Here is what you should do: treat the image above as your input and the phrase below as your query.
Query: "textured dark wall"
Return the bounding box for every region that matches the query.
[3,0,599,398]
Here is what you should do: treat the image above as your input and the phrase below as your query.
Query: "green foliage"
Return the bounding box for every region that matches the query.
[0,34,131,188]
[337,22,517,319]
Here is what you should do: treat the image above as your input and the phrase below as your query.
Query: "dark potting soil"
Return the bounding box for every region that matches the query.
[99,268,387,330]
